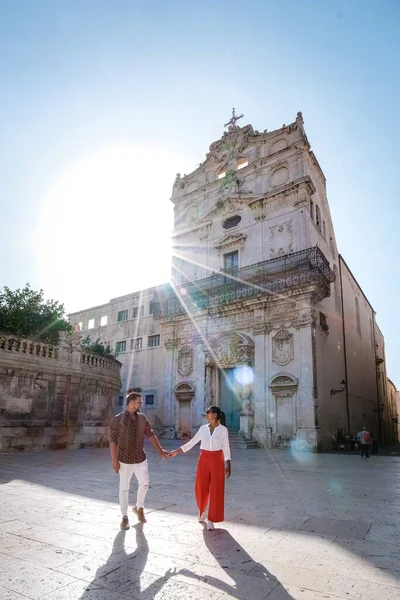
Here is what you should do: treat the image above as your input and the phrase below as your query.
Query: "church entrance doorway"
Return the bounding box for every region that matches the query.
[218,368,242,432]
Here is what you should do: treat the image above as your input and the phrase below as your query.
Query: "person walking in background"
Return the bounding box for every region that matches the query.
[109,390,169,530]
[357,426,372,458]
[169,406,231,531]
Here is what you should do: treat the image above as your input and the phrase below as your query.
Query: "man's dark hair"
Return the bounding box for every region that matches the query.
[126,391,142,405]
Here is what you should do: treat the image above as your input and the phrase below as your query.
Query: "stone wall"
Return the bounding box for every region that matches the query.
[0,332,122,452]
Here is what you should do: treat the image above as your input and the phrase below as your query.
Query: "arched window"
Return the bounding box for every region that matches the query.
[310,199,314,220]
[355,297,361,337]
[315,205,321,231]
[236,157,248,170]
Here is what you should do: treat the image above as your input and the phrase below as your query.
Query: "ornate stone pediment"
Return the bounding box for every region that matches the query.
[174,382,195,402]
[215,233,247,254]
[270,374,298,398]
[205,197,246,221]
[211,332,254,367]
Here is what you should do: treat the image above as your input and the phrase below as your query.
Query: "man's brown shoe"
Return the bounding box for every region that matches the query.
[132,506,147,523]
[120,516,130,530]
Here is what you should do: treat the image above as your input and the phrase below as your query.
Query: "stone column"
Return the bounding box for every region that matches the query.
[162,337,178,439]
[252,320,271,448]
[294,308,319,450]
[193,337,206,429]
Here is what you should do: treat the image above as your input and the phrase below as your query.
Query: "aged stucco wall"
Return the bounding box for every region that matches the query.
[0,332,122,452]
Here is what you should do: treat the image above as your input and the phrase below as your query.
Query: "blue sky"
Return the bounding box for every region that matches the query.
[0,0,399,385]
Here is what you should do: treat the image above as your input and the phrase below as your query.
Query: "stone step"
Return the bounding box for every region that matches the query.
[228,432,261,449]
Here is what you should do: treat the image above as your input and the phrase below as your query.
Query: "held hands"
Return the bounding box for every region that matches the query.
[168,449,180,458]
[158,449,182,460]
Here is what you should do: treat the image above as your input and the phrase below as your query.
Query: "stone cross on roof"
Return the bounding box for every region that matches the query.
[224,107,244,129]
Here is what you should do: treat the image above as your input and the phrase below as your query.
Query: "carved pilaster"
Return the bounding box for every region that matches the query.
[199,221,212,242]
[165,337,179,350]
[293,309,317,329]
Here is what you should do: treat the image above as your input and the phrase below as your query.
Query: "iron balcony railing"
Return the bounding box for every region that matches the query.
[154,246,335,319]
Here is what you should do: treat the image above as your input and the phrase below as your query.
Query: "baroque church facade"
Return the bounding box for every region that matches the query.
[70,112,396,451]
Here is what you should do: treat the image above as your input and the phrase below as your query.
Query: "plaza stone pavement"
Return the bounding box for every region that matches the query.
[1,445,400,600]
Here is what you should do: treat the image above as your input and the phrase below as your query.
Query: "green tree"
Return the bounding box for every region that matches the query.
[80,336,115,359]
[0,284,71,344]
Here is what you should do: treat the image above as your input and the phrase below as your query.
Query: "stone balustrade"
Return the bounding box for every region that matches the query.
[80,352,120,373]
[0,335,58,359]
[0,332,120,375]
[0,331,122,453]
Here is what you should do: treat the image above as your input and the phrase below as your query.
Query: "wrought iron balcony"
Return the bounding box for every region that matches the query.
[154,246,335,319]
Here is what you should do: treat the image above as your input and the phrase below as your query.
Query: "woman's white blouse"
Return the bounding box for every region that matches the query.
[180,424,231,460]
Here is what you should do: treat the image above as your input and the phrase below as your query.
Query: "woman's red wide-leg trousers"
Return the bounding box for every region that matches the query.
[195,449,225,523]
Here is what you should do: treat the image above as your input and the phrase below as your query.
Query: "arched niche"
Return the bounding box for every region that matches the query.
[174,382,195,439]
[270,375,298,437]
[271,165,289,187]
[271,139,288,153]
[174,382,195,402]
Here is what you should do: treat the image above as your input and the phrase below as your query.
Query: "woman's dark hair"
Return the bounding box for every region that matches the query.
[206,406,226,427]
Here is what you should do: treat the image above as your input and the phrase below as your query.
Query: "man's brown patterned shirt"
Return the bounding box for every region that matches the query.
[109,410,154,464]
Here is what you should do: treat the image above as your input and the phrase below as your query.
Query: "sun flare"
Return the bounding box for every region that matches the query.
[35,145,193,312]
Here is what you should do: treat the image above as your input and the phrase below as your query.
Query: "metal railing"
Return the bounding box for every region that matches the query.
[154,247,335,318]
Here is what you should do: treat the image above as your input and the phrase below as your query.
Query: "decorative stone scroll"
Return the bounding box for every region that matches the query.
[252,321,272,335]
[249,198,265,221]
[178,345,193,376]
[293,309,317,329]
[272,330,294,366]
[211,332,254,367]
[174,383,195,403]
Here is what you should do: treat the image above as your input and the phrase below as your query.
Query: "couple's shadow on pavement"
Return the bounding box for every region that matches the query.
[80,523,294,600]
[179,526,294,600]
[79,524,177,599]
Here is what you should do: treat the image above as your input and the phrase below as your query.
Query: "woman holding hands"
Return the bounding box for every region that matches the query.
[169,405,231,530]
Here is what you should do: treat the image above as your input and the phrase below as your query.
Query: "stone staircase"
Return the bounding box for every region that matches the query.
[228,431,260,449]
